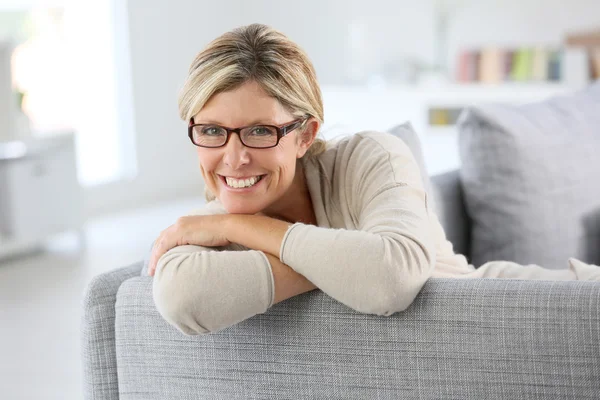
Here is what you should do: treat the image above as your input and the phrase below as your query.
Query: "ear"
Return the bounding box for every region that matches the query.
[296,118,321,158]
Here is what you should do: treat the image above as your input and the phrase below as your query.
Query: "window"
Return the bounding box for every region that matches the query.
[1,1,136,186]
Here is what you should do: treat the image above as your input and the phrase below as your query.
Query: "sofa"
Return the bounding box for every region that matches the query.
[81,84,600,399]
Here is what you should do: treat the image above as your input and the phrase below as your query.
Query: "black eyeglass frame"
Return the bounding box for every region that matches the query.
[188,116,310,149]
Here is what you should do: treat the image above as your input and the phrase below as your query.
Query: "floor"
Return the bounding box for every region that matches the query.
[0,196,203,400]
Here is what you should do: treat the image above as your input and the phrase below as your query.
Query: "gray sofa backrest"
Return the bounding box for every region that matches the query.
[99,261,600,399]
[82,171,600,400]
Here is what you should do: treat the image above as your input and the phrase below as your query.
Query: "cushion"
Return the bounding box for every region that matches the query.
[458,82,600,269]
[388,122,436,212]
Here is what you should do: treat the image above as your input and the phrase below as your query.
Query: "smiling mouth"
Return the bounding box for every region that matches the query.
[219,174,266,189]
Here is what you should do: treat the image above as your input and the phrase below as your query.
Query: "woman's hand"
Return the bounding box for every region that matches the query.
[148,214,231,276]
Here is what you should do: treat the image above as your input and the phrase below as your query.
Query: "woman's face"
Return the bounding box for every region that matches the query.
[192,80,315,215]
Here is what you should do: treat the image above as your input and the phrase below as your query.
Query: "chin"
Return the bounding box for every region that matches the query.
[221,199,265,215]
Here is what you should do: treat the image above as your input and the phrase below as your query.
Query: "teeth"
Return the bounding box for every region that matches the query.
[225,175,262,188]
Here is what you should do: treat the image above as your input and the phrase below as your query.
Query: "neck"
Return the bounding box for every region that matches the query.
[262,159,316,225]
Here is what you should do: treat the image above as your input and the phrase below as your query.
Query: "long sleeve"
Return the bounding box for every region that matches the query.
[280,132,436,316]
[436,258,600,281]
[153,244,275,335]
[152,202,275,336]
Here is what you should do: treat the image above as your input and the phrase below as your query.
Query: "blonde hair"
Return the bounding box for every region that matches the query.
[178,24,327,202]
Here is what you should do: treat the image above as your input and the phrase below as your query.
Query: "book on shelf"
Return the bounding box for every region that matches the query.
[479,48,503,83]
[455,47,564,83]
[428,107,463,127]
[456,50,479,82]
[547,50,562,81]
[531,48,549,81]
[592,48,600,79]
[510,48,533,81]
[503,50,514,80]
[471,52,481,82]
[456,51,470,82]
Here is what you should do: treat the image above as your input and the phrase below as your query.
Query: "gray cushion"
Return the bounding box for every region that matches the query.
[458,82,600,269]
[431,170,471,260]
[388,122,436,212]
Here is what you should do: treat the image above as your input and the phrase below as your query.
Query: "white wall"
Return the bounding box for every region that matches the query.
[85,0,600,216]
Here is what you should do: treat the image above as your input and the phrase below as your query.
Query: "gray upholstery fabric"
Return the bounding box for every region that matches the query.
[115,276,600,400]
[388,122,436,212]
[431,170,471,260]
[81,261,144,400]
[458,83,600,269]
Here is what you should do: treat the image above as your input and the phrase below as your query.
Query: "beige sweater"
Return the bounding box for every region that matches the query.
[153,131,600,335]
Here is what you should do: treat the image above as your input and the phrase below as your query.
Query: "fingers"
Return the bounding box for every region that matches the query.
[148,256,156,276]
[148,235,168,277]
[148,247,157,276]
[148,219,192,276]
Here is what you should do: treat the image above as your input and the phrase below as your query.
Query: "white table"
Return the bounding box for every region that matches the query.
[0,132,84,260]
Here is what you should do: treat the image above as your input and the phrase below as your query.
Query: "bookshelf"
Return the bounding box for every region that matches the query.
[321,82,577,176]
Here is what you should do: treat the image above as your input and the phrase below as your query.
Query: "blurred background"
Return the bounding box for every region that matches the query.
[0,0,598,398]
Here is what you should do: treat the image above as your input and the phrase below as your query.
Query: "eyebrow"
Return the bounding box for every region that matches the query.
[194,119,281,127]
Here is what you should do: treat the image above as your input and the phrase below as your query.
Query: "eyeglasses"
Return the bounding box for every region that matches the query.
[188,116,309,149]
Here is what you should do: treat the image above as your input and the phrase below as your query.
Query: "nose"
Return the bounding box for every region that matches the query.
[223,133,250,170]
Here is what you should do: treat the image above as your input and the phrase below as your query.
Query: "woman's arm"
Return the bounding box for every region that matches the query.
[222,214,290,257]
[153,244,273,335]
[153,240,317,335]
[150,199,319,335]
[265,252,318,304]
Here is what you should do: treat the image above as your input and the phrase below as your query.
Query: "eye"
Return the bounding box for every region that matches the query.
[201,126,226,136]
[249,126,276,136]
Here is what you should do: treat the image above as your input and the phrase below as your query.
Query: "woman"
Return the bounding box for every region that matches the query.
[148,24,599,336]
